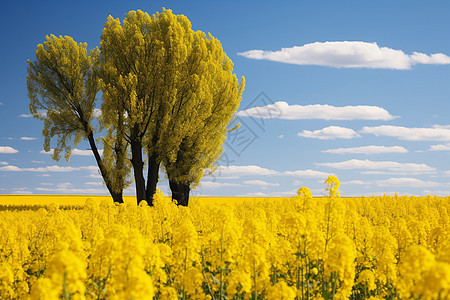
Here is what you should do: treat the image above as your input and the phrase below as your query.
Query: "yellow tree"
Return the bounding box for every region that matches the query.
[27,35,130,203]
[99,8,244,205]
[161,34,245,206]
[99,9,191,203]
[100,9,208,204]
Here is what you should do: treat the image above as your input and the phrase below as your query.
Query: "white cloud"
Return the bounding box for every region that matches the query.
[73,149,102,156]
[360,171,434,176]
[87,173,102,179]
[0,164,97,172]
[40,183,53,186]
[36,174,50,177]
[322,145,408,155]
[242,180,280,187]
[317,159,436,173]
[238,41,450,70]
[284,169,332,178]
[0,161,8,165]
[212,165,279,178]
[433,125,450,129]
[278,135,284,139]
[31,160,45,163]
[20,137,38,141]
[19,112,46,118]
[199,182,241,189]
[238,102,396,120]
[375,178,440,188]
[344,178,440,188]
[40,148,103,156]
[238,192,267,197]
[238,190,297,197]
[298,126,361,140]
[35,187,108,194]
[85,181,104,186]
[0,146,18,154]
[56,182,73,188]
[360,125,450,141]
[345,180,366,185]
[429,143,450,151]
[0,102,3,105]
[11,190,33,194]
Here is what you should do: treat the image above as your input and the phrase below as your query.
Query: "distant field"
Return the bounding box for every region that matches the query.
[0,194,288,206]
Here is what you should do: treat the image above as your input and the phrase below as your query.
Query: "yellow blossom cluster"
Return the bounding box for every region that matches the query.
[0,177,449,299]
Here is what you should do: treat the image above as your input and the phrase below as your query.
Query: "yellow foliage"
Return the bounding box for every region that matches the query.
[1,180,450,299]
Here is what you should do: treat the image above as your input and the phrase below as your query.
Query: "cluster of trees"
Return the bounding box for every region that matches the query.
[26,9,245,206]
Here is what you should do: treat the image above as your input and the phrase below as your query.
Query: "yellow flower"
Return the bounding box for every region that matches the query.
[297,186,312,198]
[325,175,340,197]
[266,280,296,300]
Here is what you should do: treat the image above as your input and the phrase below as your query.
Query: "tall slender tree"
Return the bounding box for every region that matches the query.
[27,35,129,203]
[162,35,245,205]
[100,9,245,205]
[99,9,195,204]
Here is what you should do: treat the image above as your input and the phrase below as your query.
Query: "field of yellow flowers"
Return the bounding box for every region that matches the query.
[0,176,449,299]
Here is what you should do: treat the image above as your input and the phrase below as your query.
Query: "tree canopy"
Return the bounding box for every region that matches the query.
[27,35,130,203]
[27,9,244,205]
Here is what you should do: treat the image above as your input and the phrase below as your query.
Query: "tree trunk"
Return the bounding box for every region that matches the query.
[169,180,190,206]
[146,154,160,205]
[87,132,124,203]
[111,191,124,204]
[130,140,146,204]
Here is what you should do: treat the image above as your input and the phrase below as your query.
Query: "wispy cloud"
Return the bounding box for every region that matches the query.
[238,41,450,70]
[238,190,297,197]
[322,145,408,155]
[0,161,8,165]
[40,148,103,156]
[346,177,440,188]
[85,181,104,186]
[18,114,32,118]
[298,126,361,140]
[429,143,450,151]
[11,188,33,194]
[0,146,18,154]
[35,187,108,194]
[375,178,440,188]
[212,165,279,178]
[242,180,280,187]
[199,182,241,189]
[87,173,102,179]
[360,125,450,141]
[284,169,332,178]
[317,159,436,173]
[72,149,103,156]
[19,112,46,118]
[0,164,98,172]
[20,137,38,141]
[238,102,396,120]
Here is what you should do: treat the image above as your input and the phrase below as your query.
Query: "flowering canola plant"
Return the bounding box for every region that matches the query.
[0,176,449,299]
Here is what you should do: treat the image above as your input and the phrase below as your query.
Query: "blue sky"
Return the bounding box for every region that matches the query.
[1,0,450,197]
